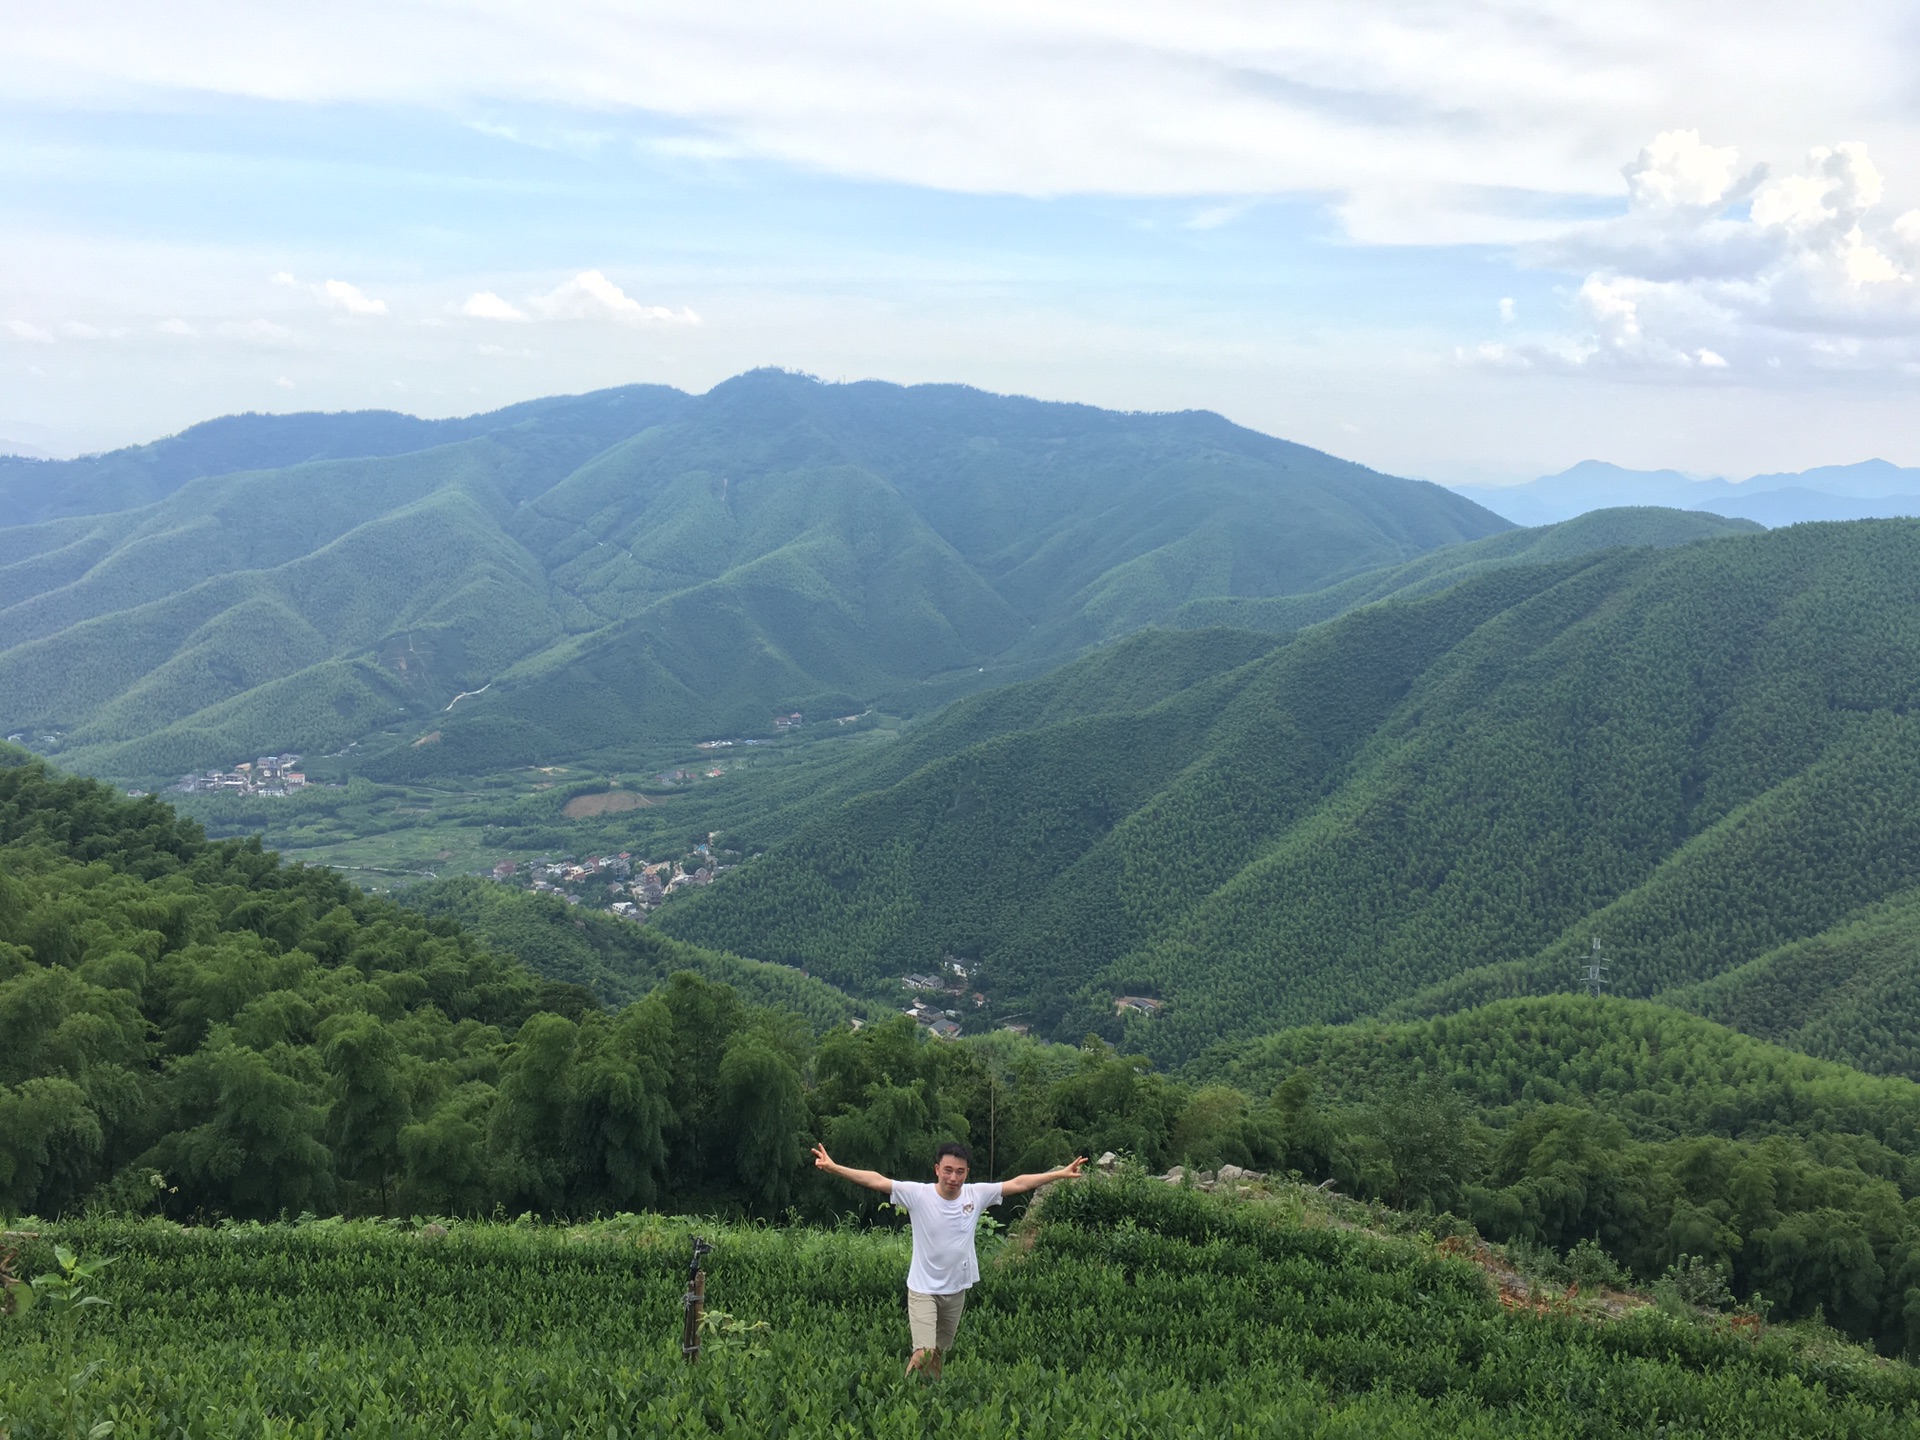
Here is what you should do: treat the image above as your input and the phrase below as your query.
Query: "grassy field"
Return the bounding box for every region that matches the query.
[5,1180,1917,1438]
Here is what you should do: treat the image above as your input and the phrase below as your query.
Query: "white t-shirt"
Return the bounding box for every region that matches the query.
[891,1180,1005,1295]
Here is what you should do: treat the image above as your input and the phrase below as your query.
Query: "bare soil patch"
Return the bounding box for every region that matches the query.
[563,790,655,819]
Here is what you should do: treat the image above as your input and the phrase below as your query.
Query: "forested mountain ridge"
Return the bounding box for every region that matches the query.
[659,519,1920,1064]
[0,371,1507,780]
[1659,888,1920,1082]
[482,510,1762,870]
[0,386,691,529]
[1171,506,1760,634]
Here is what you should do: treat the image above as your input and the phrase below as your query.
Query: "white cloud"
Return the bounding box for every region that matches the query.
[1477,133,1920,377]
[1624,130,1748,213]
[462,291,529,321]
[6,319,56,343]
[321,279,387,315]
[275,375,295,389]
[1498,297,1516,323]
[273,271,388,315]
[157,317,196,336]
[530,271,700,326]
[5,4,1915,245]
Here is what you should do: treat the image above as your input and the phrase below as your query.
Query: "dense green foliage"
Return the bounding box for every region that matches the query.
[0,370,1504,779]
[662,520,1920,1064]
[0,750,1325,1221]
[1663,887,1920,1083]
[6,1185,1920,1438]
[2,750,1002,1222]
[1205,996,1920,1349]
[401,874,865,1026]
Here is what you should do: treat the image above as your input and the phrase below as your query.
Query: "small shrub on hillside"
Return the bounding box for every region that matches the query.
[1658,1254,1733,1311]
[1503,1236,1571,1286]
[1568,1238,1629,1290]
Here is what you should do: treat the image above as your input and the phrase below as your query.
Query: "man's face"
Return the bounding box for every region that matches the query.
[934,1155,969,1196]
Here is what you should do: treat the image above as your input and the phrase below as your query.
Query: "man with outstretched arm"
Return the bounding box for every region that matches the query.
[812,1140,1087,1379]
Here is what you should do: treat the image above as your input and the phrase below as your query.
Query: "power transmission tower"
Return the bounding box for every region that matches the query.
[1580,936,1610,998]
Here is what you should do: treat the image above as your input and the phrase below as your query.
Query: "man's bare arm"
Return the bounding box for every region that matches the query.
[812,1142,895,1195]
[999,1156,1088,1197]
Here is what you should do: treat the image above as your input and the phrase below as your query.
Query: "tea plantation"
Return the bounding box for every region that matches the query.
[6,1181,1918,1438]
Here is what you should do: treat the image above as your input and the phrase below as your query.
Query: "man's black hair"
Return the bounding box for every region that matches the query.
[935,1142,974,1166]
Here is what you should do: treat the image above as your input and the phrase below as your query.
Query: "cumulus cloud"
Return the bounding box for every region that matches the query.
[461,291,528,321]
[1473,132,1920,377]
[529,271,700,326]
[320,279,387,315]
[157,317,196,336]
[457,274,696,326]
[6,319,55,343]
[273,271,387,315]
[1624,130,1752,213]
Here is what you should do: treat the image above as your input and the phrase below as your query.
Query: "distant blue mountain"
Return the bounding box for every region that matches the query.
[1451,459,1920,528]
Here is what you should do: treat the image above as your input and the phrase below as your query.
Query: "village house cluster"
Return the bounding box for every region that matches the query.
[489,839,730,920]
[695,710,806,754]
[172,754,307,797]
[900,956,984,1039]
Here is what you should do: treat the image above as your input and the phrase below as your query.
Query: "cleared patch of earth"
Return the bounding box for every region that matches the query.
[563,790,656,818]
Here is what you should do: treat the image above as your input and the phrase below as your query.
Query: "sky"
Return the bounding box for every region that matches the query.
[4,2,1920,483]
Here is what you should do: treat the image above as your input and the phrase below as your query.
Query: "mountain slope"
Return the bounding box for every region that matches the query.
[659,519,1920,1064]
[1657,888,1920,1083]
[1170,506,1758,633]
[0,371,1508,779]
[0,386,691,528]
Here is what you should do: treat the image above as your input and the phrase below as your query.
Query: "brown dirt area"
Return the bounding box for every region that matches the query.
[563,790,656,818]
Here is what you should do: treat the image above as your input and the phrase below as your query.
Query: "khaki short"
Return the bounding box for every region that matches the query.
[906,1288,967,1352]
